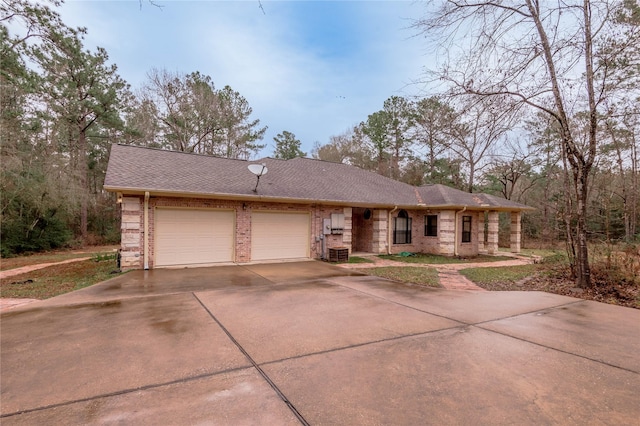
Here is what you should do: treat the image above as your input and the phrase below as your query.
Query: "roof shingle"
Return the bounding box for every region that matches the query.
[104,144,532,211]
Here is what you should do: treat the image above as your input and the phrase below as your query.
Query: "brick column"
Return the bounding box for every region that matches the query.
[439,211,455,256]
[120,196,142,269]
[236,206,251,262]
[486,211,499,255]
[477,212,485,252]
[372,209,388,254]
[510,211,522,253]
[343,207,353,253]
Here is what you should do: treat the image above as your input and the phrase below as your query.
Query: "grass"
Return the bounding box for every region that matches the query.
[520,248,563,257]
[0,245,118,271]
[345,256,375,264]
[359,266,440,288]
[0,258,123,299]
[459,264,539,287]
[378,253,515,264]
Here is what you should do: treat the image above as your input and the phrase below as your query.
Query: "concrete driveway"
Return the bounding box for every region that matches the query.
[1,261,639,425]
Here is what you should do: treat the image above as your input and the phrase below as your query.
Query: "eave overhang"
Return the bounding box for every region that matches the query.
[105,185,535,212]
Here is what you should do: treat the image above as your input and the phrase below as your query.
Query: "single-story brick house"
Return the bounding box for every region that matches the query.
[104,144,533,270]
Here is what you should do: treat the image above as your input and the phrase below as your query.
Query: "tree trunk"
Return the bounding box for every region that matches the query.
[542,147,553,244]
[467,159,475,193]
[609,121,631,242]
[78,124,88,243]
[561,141,576,278]
[631,133,638,239]
[527,0,594,287]
[575,167,590,288]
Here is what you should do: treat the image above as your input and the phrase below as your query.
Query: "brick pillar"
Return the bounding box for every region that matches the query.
[486,211,499,255]
[477,212,485,252]
[120,196,142,269]
[343,207,353,253]
[510,211,522,253]
[372,209,388,254]
[439,211,455,256]
[236,206,251,262]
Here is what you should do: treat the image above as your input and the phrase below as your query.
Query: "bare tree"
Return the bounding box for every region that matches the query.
[140,69,220,153]
[487,144,538,202]
[448,96,516,193]
[416,0,640,288]
[602,103,640,242]
[312,126,377,170]
[136,69,265,158]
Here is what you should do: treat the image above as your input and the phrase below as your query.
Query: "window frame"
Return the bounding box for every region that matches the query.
[424,214,438,237]
[461,215,472,243]
[393,210,412,245]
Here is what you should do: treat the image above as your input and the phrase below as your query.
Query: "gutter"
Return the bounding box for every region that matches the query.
[454,206,467,257]
[144,191,150,270]
[387,206,398,255]
[103,186,428,210]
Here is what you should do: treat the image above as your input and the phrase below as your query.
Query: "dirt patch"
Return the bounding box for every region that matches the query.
[0,245,118,270]
[475,265,639,309]
[0,259,121,300]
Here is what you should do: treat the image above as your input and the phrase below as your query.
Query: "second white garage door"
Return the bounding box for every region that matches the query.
[155,208,234,267]
[251,211,310,261]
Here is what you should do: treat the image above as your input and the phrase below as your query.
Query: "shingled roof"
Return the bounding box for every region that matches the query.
[104,144,532,211]
[417,184,534,211]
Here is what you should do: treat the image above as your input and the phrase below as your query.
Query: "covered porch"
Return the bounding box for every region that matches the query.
[343,207,524,258]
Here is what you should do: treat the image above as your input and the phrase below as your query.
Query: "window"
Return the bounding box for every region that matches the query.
[425,215,438,237]
[462,216,472,243]
[393,210,412,244]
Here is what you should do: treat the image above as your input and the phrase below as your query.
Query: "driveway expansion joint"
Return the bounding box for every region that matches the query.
[331,279,473,325]
[258,324,469,367]
[3,261,638,424]
[472,299,585,326]
[0,366,254,419]
[192,292,310,426]
[474,323,640,375]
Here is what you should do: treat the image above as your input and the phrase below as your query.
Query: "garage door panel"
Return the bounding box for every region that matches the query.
[252,212,310,261]
[155,209,234,267]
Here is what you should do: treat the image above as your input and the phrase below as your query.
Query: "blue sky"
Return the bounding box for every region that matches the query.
[57,0,431,158]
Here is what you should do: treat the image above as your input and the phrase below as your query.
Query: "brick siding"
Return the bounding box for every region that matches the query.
[119,195,496,269]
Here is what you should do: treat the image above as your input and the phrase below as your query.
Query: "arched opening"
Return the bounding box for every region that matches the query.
[393,210,412,244]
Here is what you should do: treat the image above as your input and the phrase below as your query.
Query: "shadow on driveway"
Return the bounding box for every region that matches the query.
[1,261,639,424]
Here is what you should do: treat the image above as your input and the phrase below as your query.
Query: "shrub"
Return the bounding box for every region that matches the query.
[1,211,72,257]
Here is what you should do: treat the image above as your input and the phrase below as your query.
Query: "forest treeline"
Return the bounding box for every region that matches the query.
[311,93,639,248]
[1,0,269,256]
[1,1,639,289]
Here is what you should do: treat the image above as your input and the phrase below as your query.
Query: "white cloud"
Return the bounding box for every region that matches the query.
[55,0,432,156]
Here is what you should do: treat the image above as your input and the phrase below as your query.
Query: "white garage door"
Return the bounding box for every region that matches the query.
[155,208,234,267]
[251,212,310,261]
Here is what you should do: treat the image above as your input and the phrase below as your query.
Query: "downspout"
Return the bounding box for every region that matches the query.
[143,191,150,270]
[387,206,398,255]
[454,206,467,257]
